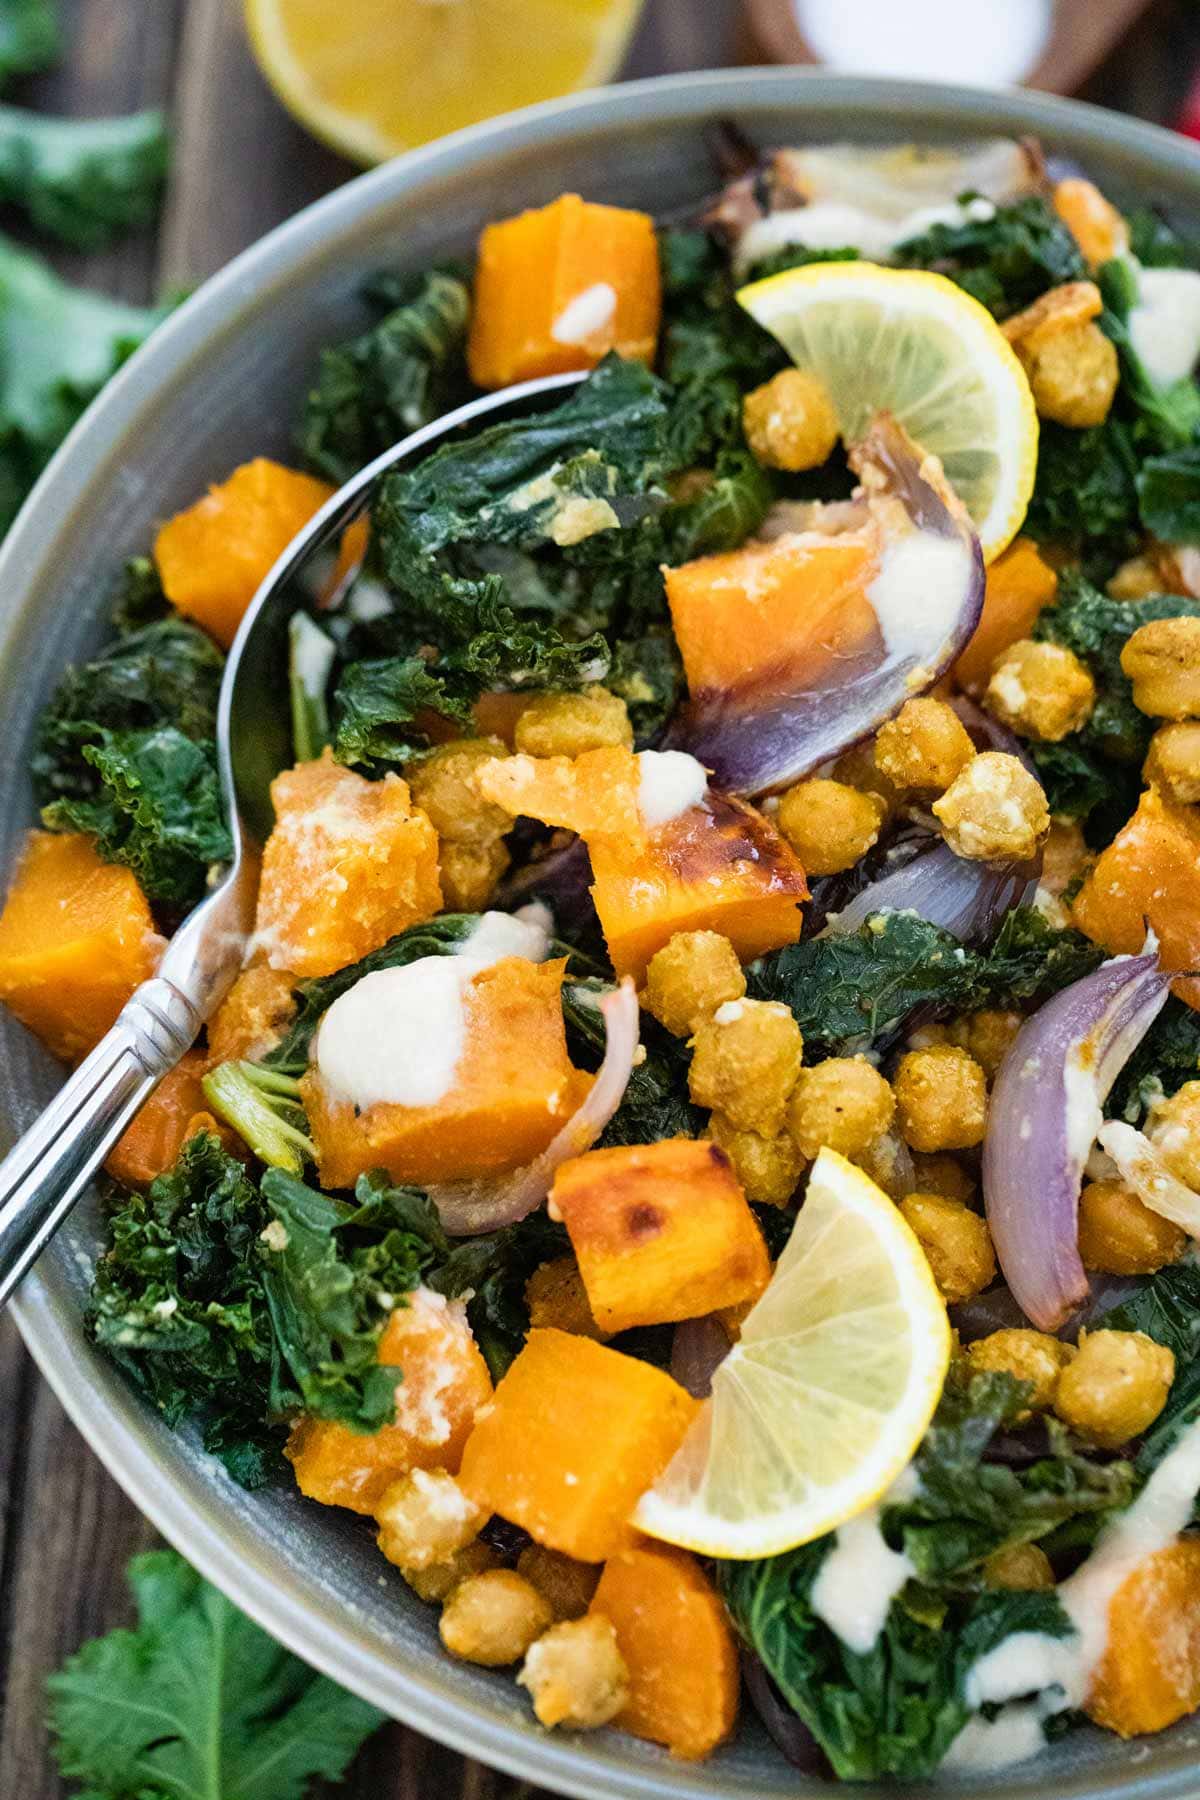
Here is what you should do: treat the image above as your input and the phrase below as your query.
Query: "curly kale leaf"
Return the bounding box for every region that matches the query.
[894,196,1086,317]
[973,904,1105,1005]
[298,266,471,484]
[43,725,232,904]
[1137,443,1200,544]
[1106,997,1200,1124]
[1129,207,1200,271]
[109,554,170,632]
[1027,737,1126,827]
[1035,571,1200,766]
[1099,255,1200,450]
[428,1209,570,1382]
[0,0,59,86]
[563,978,703,1146]
[333,652,475,765]
[1024,417,1140,559]
[47,1548,383,1800]
[1107,1263,1200,1492]
[743,243,861,281]
[0,105,167,247]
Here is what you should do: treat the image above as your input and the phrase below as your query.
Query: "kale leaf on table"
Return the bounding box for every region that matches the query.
[894,196,1086,318]
[297,265,471,485]
[47,1547,383,1800]
[721,1367,1132,1781]
[0,104,168,247]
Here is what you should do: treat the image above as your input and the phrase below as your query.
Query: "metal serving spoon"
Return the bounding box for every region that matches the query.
[0,368,583,1308]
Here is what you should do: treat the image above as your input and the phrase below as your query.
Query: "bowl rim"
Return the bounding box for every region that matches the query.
[9,64,1200,1800]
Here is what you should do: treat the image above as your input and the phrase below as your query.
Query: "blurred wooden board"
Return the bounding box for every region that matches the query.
[0,0,1197,1795]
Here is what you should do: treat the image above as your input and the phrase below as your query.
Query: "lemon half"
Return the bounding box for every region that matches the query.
[245,0,646,166]
[738,261,1038,563]
[633,1149,951,1560]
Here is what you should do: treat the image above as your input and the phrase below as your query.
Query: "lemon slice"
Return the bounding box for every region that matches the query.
[633,1149,951,1560]
[245,0,646,166]
[738,262,1038,563]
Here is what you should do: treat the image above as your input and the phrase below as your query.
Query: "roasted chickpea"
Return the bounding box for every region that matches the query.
[908,1152,976,1205]
[440,1570,554,1667]
[1121,617,1200,719]
[514,686,633,758]
[375,1469,484,1572]
[1144,721,1200,805]
[1020,323,1119,428]
[1107,554,1164,602]
[932,752,1050,862]
[966,1328,1075,1412]
[944,1010,1022,1082]
[775,778,884,877]
[517,1614,629,1730]
[894,1045,988,1152]
[985,639,1096,742]
[1077,1178,1187,1276]
[1148,1080,1200,1188]
[643,930,746,1038]
[1053,1329,1175,1449]
[707,1110,806,1206]
[853,1129,915,1201]
[742,368,839,473]
[400,1540,499,1605]
[785,1055,895,1160]
[408,737,513,845]
[688,998,804,1136]
[517,1546,602,1621]
[873,698,976,794]
[525,1257,607,1339]
[831,740,901,820]
[900,1192,996,1304]
[438,836,511,912]
[1041,819,1091,898]
[984,1543,1054,1591]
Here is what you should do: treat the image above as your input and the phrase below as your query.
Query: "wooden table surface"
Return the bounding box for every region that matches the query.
[2,1,1199,1793]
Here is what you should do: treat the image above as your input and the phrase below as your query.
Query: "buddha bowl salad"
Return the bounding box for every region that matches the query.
[8,135,1200,1779]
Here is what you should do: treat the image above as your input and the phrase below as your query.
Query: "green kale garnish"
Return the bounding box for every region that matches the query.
[1024,417,1140,560]
[0,0,59,85]
[563,977,704,1146]
[1128,206,1200,271]
[298,265,471,484]
[429,1208,569,1382]
[742,243,861,281]
[1099,255,1200,450]
[1107,1262,1200,1493]
[1106,997,1200,1124]
[47,1547,383,1800]
[0,104,167,247]
[1137,442,1200,544]
[894,196,1086,318]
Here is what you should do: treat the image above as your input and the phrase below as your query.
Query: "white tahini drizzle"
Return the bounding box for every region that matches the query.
[866,529,974,662]
[636,749,709,828]
[947,1413,1200,1771]
[550,282,617,346]
[810,1505,915,1654]
[314,909,551,1111]
[737,195,996,271]
[1127,266,1200,390]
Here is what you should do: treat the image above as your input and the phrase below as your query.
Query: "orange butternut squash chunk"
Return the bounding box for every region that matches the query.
[459,1328,698,1561]
[1073,787,1200,1009]
[0,832,163,1062]
[477,748,806,983]
[105,1050,223,1187]
[1086,1538,1200,1736]
[207,963,297,1065]
[468,193,660,390]
[1053,178,1129,268]
[552,1138,770,1334]
[590,1543,739,1760]
[154,458,339,648]
[286,1289,492,1514]
[953,537,1058,695]
[303,956,587,1189]
[254,750,441,979]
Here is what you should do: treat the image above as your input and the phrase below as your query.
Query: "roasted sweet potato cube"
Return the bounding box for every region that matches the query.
[0,831,163,1062]
[254,750,441,979]
[286,1289,492,1514]
[206,963,297,1065]
[953,537,1058,695]
[459,1328,698,1561]
[302,956,587,1189]
[154,457,339,648]
[1073,787,1200,1009]
[468,193,661,390]
[105,1050,229,1187]
[1086,1539,1200,1736]
[552,1138,770,1334]
[591,1543,739,1759]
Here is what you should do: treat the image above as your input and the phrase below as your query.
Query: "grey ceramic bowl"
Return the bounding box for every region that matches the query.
[5,67,1200,1800]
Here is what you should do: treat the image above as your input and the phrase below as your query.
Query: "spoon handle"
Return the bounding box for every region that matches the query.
[0,977,201,1308]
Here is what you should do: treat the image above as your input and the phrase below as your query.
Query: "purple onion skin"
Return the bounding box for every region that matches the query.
[983,955,1173,1332]
[820,831,1038,946]
[670,1315,730,1398]
[952,1270,1140,1344]
[666,417,985,796]
[741,1652,830,1776]
[950,693,1040,778]
[496,835,600,944]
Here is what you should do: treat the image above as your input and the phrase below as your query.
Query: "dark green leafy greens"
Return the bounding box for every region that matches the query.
[1025,417,1139,563]
[1106,998,1200,1124]
[47,1548,383,1800]
[1137,443,1200,543]
[563,977,703,1146]
[0,104,168,246]
[894,196,1086,318]
[0,0,58,85]
[1098,254,1200,450]
[298,265,471,484]
[723,1369,1129,1781]
[429,1208,568,1381]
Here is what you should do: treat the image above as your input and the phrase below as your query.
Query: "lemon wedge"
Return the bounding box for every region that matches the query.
[738,261,1038,563]
[244,0,646,166]
[633,1149,951,1560]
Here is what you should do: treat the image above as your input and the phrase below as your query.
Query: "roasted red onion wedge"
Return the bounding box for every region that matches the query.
[664,416,984,796]
[670,1314,730,1398]
[822,831,1038,945]
[428,978,638,1236]
[983,954,1174,1331]
[1097,1120,1200,1238]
